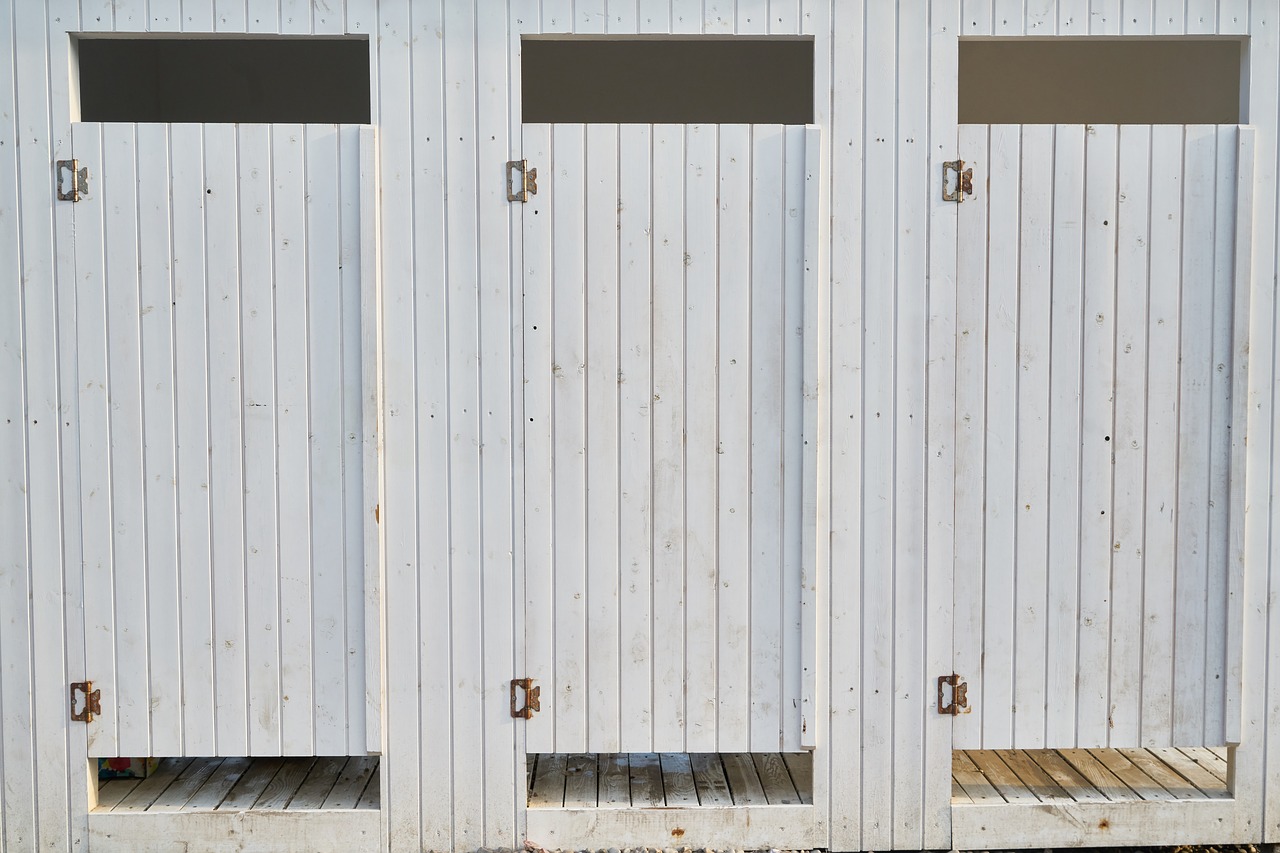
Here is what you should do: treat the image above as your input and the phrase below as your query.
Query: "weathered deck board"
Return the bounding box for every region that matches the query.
[597,754,631,806]
[321,756,378,809]
[690,754,733,806]
[627,753,665,807]
[92,757,380,813]
[527,753,814,808]
[953,748,1232,805]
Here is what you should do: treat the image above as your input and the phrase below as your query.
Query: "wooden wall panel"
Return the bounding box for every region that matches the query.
[952,124,1242,750]
[71,123,367,758]
[3,2,1280,853]
[522,122,810,755]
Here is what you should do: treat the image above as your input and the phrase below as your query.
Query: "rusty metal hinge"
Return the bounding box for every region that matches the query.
[937,673,969,715]
[70,681,101,723]
[942,159,973,202]
[57,159,88,202]
[510,678,540,719]
[506,160,537,203]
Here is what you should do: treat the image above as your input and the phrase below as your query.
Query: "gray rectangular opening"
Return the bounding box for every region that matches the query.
[522,36,813,124]
[959,37,1244,124]
[76,36,370,123]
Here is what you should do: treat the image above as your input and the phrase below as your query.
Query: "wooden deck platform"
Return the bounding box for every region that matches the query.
[952,747,1230,805]
[527,753,813,808]
[95,756,379,813]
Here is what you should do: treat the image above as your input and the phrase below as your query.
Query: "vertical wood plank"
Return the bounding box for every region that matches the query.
[205,122,249,756]
[339,124,367,755]
[135,125,183,757]
[1013,122,1055,748]
[379,0,423,847]
[1224,127,1253,747]
[953,123,990,750]
[4,7,53,844]
[410,4,454,846]
[1204,125,1239,745]
[1174,124,1218,746]
[924,0,960,844]
[238,124,282,756]
[684,123,719,752]
[1109,124,1153,746]
[103,122,150,757]
[169,122,217,756]
[782,123,806,754]
[616,123,654,752]
[523,122,555,754]
[650,122,687,749]
[551,123,589,751]
[272,124,315,756]
[748,123,786,752]
[476,3,517,841]
[1045,123,1085,747]
[827,2,865,846]
[1141,123,1185,747]
[584,122,621,752]
[358,122,384,758]
[1076,122,1118,746]
[799,123,821,748]
[891,5,928,841]
[981,123,1021,748]
[306,124,349,755]
[860,1,896,843]
[716,123,752,753]
[442,4,485,843]
[73,122,117,758]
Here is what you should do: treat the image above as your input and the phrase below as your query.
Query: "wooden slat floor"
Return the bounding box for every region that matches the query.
[527,753,813,809]
[95,756,379,813]
[953,747,1231,805]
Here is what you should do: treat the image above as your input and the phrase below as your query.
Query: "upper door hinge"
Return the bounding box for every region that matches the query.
[510,678,540,718]
[943,159,973,202]
[70,681,101,722]
[507,160,537,203]
[57,159,88,202]
[937,673,969,715]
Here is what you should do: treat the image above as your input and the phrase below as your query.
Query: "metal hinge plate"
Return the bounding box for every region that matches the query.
[57,159,88,202]
[507,159,537,203]
[943,159,973,202]
[937,673,969,715]
[510,678,540,719]
[70,681,101,723]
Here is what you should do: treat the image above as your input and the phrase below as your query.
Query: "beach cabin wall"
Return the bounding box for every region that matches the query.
[3,1,1280,852]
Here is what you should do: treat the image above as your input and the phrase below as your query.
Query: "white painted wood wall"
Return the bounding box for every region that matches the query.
[521,122,811,755]
[953,123,1247,752]
[2,1,1280,852]
[71,122,370,759]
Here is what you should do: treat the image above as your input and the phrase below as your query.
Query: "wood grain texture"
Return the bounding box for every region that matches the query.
[73,121,369,759]
[8,4,1280,853]
[523,121,810,754]
[953,122,1243,750]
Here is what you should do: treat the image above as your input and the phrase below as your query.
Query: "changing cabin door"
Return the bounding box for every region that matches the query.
[951,124,1253,749]
[520,124,817,753]
[72,123,374,758]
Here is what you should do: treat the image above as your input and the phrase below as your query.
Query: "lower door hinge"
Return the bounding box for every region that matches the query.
[506,160,537,202]
[71,681,101,723]
[942,159,973,202]
[510,678,540,719]
[57,159,88,202]
[937,673,969,715]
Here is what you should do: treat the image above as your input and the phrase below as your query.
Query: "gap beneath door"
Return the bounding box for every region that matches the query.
[952,747,1231,805]
[527,753,813,808]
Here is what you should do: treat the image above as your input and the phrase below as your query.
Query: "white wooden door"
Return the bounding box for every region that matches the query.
[952,124,1252,749]
[521,123,817,754]
[72,123,374,758]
